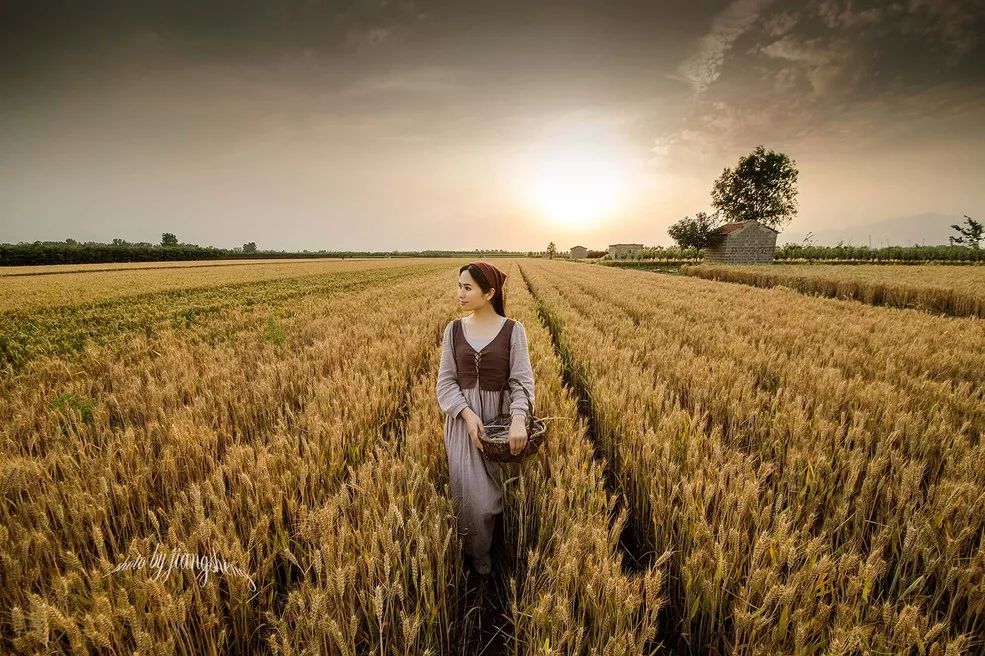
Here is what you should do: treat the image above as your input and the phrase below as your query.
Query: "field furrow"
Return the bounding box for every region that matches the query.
[500,262,665,656]
[521,259,977,654]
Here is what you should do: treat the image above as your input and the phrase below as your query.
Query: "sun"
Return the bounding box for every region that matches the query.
[517,126,632,228]
[530,160,625,227]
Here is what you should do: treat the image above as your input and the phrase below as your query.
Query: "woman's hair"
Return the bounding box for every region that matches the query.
[460,263,506,317]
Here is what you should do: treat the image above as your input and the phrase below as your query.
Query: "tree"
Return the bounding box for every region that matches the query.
[668,211,725,249]
[711,145,799,231]
[161,232,178,247]
[546,241,556,259]
[949,215,982,249]
[243,241,257,253]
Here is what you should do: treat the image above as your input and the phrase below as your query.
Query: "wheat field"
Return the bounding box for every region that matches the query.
[683,263,985,319]
[2,258,982,655]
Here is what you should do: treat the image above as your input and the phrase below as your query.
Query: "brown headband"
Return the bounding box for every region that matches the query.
[468,260,507,300]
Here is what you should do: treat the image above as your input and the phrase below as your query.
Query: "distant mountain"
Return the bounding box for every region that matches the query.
[780,213,965,247]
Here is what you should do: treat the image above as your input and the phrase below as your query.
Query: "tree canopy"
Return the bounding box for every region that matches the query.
[667,211,725,249]
[711,145,799,231]
[949,215,982,249]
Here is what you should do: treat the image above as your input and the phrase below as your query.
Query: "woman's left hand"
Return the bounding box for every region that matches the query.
[508,417,528,456]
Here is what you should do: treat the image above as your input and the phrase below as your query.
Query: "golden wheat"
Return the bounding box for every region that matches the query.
[2,262,461,653]
[683,263,985,318]
[522,259,980,654]
[6,256,976,654]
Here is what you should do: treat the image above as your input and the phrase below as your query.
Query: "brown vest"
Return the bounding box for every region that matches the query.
[452,317,515,391]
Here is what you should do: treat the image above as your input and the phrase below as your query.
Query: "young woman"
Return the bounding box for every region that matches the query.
[435,260,536,575]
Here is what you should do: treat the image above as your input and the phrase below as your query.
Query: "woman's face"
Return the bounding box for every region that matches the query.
[458,270,494,311]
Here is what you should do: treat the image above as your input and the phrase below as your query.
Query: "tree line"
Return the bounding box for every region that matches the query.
[609,244,985,263]
[0,234,534,267]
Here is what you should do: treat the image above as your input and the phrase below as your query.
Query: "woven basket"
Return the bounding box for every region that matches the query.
[478,378,546,463]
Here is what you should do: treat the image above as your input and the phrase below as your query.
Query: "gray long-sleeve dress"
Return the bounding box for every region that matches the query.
[435,316,536,561]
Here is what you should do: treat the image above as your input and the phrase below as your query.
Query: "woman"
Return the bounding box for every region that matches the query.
[435,261,536,576]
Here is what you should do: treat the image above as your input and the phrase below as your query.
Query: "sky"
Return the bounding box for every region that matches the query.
[1,0,983,250]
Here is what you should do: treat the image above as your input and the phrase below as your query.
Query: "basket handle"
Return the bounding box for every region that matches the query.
[505,376,534,418]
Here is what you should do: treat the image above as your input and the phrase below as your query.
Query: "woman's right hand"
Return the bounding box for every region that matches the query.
[462,408,485,452]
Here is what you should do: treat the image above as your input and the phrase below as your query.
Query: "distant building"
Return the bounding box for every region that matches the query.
[608,243,644,260]
[704,220,779,264]
[570,245,588,259]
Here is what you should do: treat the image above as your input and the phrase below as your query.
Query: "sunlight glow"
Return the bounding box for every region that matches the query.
[518,125,633,228]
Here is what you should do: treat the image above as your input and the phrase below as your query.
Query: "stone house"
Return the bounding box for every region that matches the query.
[570,245,588,259]
[704,220,779,264]
[608,243,644,260]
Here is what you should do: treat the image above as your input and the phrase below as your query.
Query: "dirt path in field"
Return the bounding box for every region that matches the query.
[458,515,512,656]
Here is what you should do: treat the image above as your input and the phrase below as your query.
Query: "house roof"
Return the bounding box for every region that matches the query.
[570,245,587,249]
[716,220,779,235]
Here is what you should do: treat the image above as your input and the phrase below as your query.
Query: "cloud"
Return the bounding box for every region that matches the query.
[906,0,984,62]
[659,0,984,172]
[677,0,776,94]
[764,11,798,36]
[760,35,827,63]
[760,35,852,96]
[815,0,886,30]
